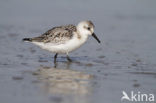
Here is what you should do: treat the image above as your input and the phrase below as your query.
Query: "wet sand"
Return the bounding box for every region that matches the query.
[0,0,156,103]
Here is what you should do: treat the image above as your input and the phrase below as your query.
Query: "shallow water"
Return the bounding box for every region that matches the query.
[0,0,156,103]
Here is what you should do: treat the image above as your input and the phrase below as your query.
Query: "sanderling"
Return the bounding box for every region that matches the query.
[23,20,100,62]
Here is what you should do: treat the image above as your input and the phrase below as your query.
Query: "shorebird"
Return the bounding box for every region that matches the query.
[23,20,100,62]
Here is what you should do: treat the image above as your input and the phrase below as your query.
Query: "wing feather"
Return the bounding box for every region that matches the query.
[31,25,76,45]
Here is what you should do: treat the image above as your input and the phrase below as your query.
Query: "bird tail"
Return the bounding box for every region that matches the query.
[22,38,32,42]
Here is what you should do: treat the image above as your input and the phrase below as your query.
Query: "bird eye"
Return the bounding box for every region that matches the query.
[87,27,90,30]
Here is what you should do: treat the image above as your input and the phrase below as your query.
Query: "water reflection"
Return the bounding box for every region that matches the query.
[34,62,93,95]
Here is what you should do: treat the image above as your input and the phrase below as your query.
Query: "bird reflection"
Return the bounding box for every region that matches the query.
[34,62,92,95]
[53,60,72,68]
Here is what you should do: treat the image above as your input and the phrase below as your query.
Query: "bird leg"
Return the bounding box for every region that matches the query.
[66,54,72,62]
[54,53,58,63]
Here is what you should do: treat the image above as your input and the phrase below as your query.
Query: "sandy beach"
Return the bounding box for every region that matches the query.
[0,0,156,103]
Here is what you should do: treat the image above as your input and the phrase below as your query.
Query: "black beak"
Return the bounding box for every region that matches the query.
[92,33,101,43]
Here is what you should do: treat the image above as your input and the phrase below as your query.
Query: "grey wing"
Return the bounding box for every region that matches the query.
[31,25,76,45]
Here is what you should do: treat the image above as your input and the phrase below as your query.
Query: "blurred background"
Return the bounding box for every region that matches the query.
[0,0,156,103]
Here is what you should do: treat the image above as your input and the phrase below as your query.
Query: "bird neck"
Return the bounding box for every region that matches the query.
[76,30,88,43]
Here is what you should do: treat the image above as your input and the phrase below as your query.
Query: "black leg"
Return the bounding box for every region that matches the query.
[54,53,58,63]
[66,55,72,62]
